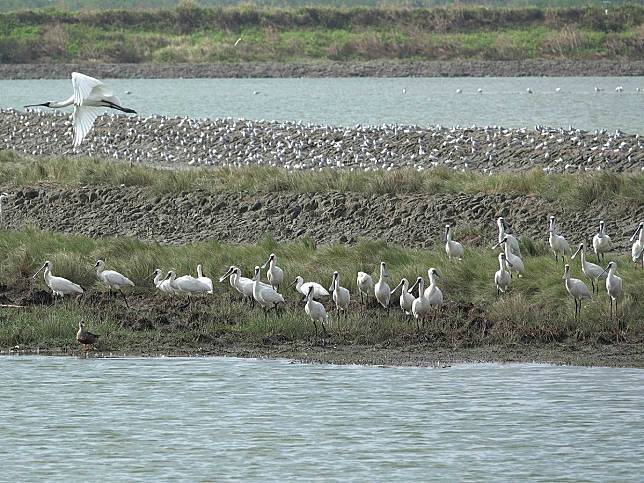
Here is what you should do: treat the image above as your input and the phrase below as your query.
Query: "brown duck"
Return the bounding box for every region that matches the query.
[76,320,99,351]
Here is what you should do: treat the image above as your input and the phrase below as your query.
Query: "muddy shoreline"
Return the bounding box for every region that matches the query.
[2,60,644,80]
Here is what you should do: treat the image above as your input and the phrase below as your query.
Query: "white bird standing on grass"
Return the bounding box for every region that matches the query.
[409,277,429,330]
[261,253,284,291]
[444,224,464,260]
[562,264,592,320]
[292,276,329,300]
[94,259,134,306]
[494,236,525,276]
[496,217,521,255]
[592,220,611,263]
[152,268,175,294]
[391,278,415,315]
[548,215,570,263]
[356,271,375,305]
[24,72,137,146]
[304,285,329,336]
[329,271,350,315]
[630,222,643,268]
[252,266,285,315]
[494,253,513,296]
[374,261,391,309]
[33,260,84,300]
[0,192,8,227]
[424,268,444,309]
[571,243,607,294]
[219,266,270,303]
[166,271,211,299]
[196,264,213,294]
[600,261,623,319]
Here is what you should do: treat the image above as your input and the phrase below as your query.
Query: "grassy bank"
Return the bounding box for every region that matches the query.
[0,227,642,360]
[1,151,642,211]
[1,5,643,63]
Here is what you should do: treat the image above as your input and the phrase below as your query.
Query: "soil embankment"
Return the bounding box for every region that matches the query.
[1,184,640,249]
[2,60,644,79]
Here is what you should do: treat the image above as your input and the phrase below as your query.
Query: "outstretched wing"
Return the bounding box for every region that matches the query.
[73,105,103,146]
[71,72,115,105]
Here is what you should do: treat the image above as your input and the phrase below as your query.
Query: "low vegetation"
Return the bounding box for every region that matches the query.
[1,4,642,63]
[1,151,642,211]
[0,227,641,354]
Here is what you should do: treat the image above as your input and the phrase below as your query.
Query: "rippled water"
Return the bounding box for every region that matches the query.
[1,356,642,481]
[2,76,644,132]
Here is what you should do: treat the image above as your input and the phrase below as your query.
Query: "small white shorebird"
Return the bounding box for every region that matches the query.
[292,275,329,300]
[374,261,391,309]
[356,271,375,305]
[196,264,213,294]
[391,278,415,316]
[494,253,513,296]
[329,271,350,315]
[630,222,643,268]
[0,192,9,226]
[261,253,284,291]
[592,220,611,263]
[562,264,592,320]
[252,266,284,315]
[494,236,525,277]
[444,224,464,260]
[548,215,570,263]
[496,217,521,255]
[94,259,134,306]
[600,261,623,319]
[571,243,607,294]
[304,285,329,336]
[33,260,84,300]
[24,72,136,146]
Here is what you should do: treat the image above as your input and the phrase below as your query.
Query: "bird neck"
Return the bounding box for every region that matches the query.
[197,266,204,278]
[50,96,75,108]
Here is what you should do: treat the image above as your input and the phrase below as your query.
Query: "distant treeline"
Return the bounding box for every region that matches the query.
[1,5,643,63]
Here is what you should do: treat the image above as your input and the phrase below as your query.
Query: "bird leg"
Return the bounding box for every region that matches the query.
[120,290,130,308]
[312,320,318,336]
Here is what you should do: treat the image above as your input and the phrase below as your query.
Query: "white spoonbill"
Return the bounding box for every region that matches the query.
[600,261,623,318]
[391,278,415,316]
[252,266,285,314]
[356,271,375,305]
[494,237,525,276]
[630,222,643,268]
[592,220,611,263]
[444,224,464,260]
[424,268,444,308]
[24,72,136,146]
[219,266,270,303]
[374,261,391,309]
[494,253,513,296]
[548,215,570,263]
[496,217,521,255]
[409,277,429,331]
[563,264,592,320]
[94,259,134,306]
[329,271,350,315]
[571,243,607,294]
[0,192,9,226]
[166,271,211,297]
[152,269,175,294]
[292,276,329,300]
[304,285,329,336]
[261,253,284,291]
[33,260,84,299]
[196,264,213,294]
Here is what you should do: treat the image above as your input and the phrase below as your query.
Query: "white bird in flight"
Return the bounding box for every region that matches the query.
[24,72,136,147]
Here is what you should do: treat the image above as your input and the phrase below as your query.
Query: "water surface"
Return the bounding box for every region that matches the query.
[1,356,642,481]
[3,76,643,132]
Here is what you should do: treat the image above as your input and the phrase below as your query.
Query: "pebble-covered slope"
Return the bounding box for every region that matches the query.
[2,110,643,173]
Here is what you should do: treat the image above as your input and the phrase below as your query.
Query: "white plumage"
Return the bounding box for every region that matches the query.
[252,266,284,312]
[196,264,213,294]
[563,264,592,319]
[601,261,623,318]
[444,224,464,260]
[33,260,84,298]
[497,217,521,255]
[592,220,611,263]
[374,261,391,308]
[329,271,350,313]
[630,222,643,266]
[356,271,375,305]
[95,259,134,291]
[293,275,329,300]
[494,253,513,295]
[571,243,607,294]
[304,285,329,335]
[261,253,284,291]
[548,215,570,263]
[391,278,415,315]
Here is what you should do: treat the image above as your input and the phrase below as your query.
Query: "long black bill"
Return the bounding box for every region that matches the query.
[102,100,137,114]
[24,103,49,108]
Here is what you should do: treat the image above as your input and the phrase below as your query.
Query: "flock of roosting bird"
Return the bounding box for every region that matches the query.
[25,216,643,351]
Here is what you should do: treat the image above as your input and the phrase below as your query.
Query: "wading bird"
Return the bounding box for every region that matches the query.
[329,271,350,315]
[252,266,284,315]
[391,278,415,316]
[494,237,525,277]
[219,266,270,304]
[304,285,329,336]
[496,217,521,255]
[424,268,444,311]
[571,243,606,294]
[94,259,134,306]
[494,253,513,296]
[600,262,623,318]
[374,262,391,309]
[548,215,570,263]
[33,260,84,300]
[24,72,136,146]
[152,269,175,295]
[0,192,8,226]
[76,320,99,352]
[562,264,592,320]
[292,276,329,301]
[196,264,213,294]
[261,253,284,291]
[356,271,375,306]
[410,277,429,331]
[592,220,611,263]
[444,224,464,260]
[166,271,211,302]
[630,222,643,268]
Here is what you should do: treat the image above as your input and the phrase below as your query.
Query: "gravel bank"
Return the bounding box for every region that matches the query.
[2,60,644,79]
[1,184,640,249]
[3,111,643,174]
